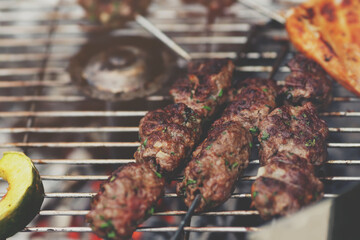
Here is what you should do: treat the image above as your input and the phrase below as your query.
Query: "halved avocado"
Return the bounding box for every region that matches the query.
[0,152,44,239]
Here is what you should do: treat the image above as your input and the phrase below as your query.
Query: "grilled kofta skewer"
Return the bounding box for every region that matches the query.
[170,59,234,119]
[135,103,202,174]
[177,78,278,212]
[86,162,165,240]
[252,103,329,219]
[252,55,332,219]
[280,54,333,111]
[137,59,234,175]
[86,59,234,240]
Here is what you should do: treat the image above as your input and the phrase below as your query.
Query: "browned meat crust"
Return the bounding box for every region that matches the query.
[135,103,202,175]
[258,102,329,166]
[139,103,201,142]
[78,0,152,28]
[251,152,323,219]
[223,78,278,133]
[280,54,333,110]
[86,163,165,240]
[177,121,251,212]
[170,59,234,119]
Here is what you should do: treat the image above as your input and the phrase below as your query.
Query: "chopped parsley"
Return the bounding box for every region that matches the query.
[261,131,270,141]
[162,127,167,133]
[232,162,239,169]
[218,89,224,97]
[110,176,116,182]
[196,160,200,164]
[107,231,116,239]
[225,159,230,166]
[302,113,307,118]
[249,142,253,148]
[252,191,258,198]
[143,138,148,147]
[186,179,197,186]
[278,109,282,114]
[265,104,272,109]
[206,144,212,150]
[147,207,155,215]
[305,138,316,147]
[154,170,162,178]
[249,126,259,134]
[100,220,113,229]
[222,131,227,135]
[203,105,212,111]
[262,88,268,92]
[170,152,176,155]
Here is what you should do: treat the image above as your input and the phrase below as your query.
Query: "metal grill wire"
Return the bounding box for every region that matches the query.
[0,0,360,239]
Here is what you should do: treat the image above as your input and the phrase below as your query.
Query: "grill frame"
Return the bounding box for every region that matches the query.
[1,0,360,239]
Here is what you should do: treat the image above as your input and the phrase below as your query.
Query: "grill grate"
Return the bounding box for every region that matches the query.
[1,0,360,239]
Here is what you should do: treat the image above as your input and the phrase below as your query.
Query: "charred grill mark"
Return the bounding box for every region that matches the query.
[320,2,336,22]
[342,0,352,7]
[305,7,315,19]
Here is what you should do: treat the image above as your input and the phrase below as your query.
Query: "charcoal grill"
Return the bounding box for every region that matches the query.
[1,0,360,239]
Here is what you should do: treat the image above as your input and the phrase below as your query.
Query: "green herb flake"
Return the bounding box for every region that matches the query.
[206,144,212,150]
[196,160,200,164]
[186,179,197,186]
[291,115,298,120]
[190,91,193,99]
[249,126,259,134]
[222,131,227,135]
[100,221,110,229]
[110,176,116,182]
[203,105,212,111]
[262,88,268,92]
[147,207,155,215]
[107,231,116,239]
[261,131,270,141]
[162,127,167,133]
[218,89,224,97]
[171,151,175,155]
[265,104,272,109]
[252,191,258,198]
[305,138,316,147]
[278,109,282,114]
[224,159,230,166]
[249,142,253,148]
[143,138,148,147]
[232,162,239,169]
[154,171,162,178]
[302,113,307,118]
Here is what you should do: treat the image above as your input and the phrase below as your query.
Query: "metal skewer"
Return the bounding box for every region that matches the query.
[238,0,286,25]
[135,14,192,61]
[171,194,202,240]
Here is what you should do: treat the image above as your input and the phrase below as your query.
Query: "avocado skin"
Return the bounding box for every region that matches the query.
[0,165,44,239]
